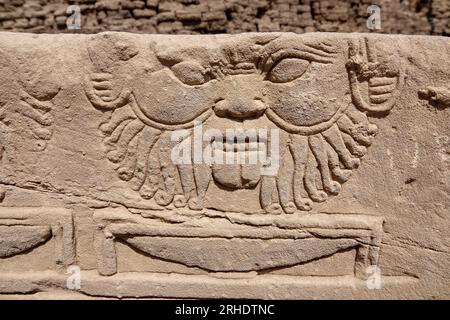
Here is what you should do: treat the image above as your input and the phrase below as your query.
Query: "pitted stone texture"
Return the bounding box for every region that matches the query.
[0,32,448,299]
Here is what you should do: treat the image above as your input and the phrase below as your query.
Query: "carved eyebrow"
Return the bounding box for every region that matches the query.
[260,43,339,73]
[304,41,339,55]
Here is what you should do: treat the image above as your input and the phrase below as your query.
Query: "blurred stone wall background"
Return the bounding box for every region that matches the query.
[0,0,448,35]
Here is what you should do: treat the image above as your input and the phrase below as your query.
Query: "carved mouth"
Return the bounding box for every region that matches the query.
[209,130,272,189]
[210,133,269,157]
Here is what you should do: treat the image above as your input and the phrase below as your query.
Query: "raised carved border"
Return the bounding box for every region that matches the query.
[93,208,383,279]
[0,207,75,269]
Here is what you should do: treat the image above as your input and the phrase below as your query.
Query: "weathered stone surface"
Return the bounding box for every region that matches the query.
[0,32,448,299]
[0,225,51,258]
[0,0,448,35]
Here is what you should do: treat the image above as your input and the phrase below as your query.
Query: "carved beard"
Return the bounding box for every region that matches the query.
[202,103,378,214]
[90,94,378,214]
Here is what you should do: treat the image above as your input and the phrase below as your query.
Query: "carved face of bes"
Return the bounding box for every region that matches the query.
[87,34,400,214]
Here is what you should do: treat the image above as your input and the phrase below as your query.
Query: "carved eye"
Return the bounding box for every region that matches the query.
[266,58,310,83]
[171,60,209,86]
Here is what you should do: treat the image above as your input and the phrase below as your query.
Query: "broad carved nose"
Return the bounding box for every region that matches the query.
[214,97,266,119]
[214,75,266,119]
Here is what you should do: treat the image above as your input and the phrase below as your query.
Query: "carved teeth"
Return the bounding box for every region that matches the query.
[211,135,268,153]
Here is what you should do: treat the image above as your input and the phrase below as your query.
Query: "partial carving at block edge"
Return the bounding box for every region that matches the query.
[0,207,75,269]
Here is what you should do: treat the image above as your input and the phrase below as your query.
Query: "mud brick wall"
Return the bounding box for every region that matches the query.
[0,0,448,35]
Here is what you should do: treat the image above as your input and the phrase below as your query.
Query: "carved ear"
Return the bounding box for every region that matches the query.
[84,76,132,111]
[86,34,137,111]
[346,37,404,113]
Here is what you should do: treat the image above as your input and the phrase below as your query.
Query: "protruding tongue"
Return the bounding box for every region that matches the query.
[212,163,262,189]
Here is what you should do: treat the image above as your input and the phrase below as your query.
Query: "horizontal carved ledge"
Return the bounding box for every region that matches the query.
[93,208,383,279]
[0,207,75,268]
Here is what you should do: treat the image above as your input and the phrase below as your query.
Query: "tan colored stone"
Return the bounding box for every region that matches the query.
[0,32,448,299]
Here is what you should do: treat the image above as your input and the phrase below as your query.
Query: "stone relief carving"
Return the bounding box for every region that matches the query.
[0,207,75,268]
[0,32,448,299]
[0,47,59,202]
[82,33,405,287]
[93,207,384,279]
[419,86,450,109]
[0,46,74,292]
[85,34,403,214]
[0,48,59,153]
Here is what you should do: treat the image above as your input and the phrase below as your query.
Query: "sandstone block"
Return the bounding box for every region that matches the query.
[0,32,448,299]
